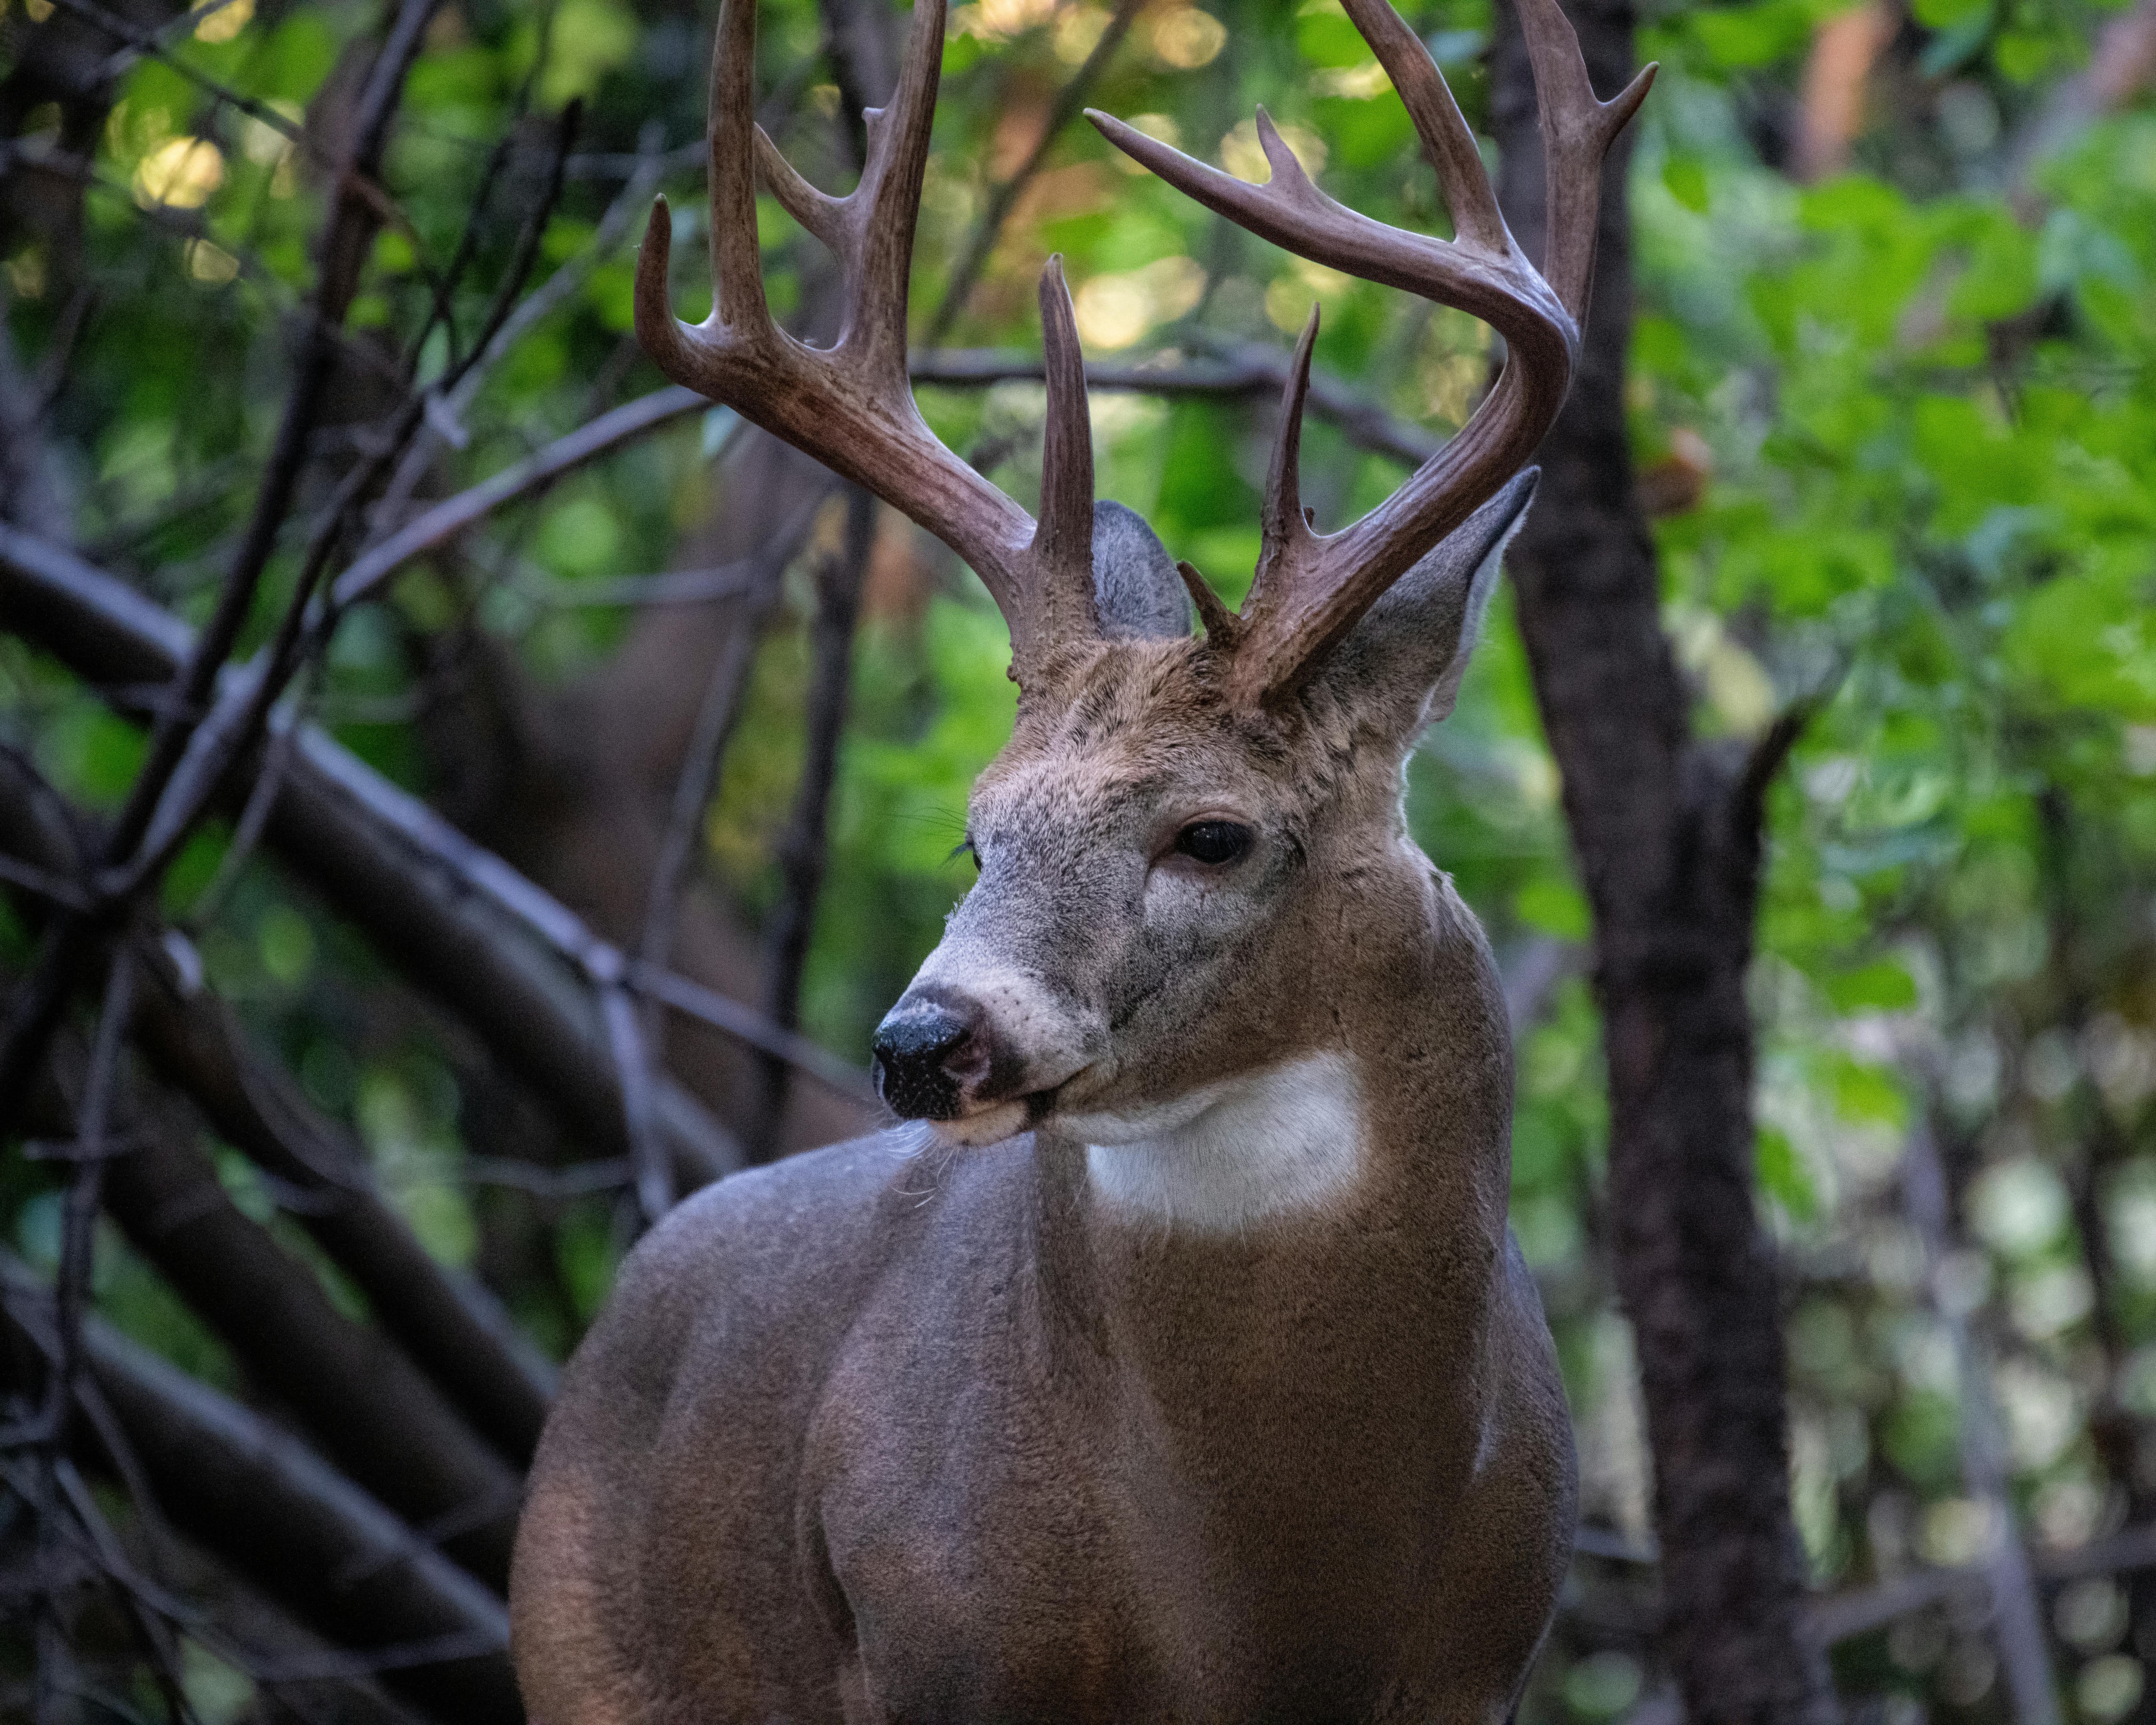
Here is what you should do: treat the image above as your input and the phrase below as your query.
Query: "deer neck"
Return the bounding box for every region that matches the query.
[1038,862,1513,1286]
[1071,1053,1367,1235]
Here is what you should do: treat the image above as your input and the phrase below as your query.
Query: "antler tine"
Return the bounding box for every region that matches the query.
[637,0,1115,682]
[1018,256,1102,674]
[1090,0,1650,708]
[1087,105,1564,347]
[754,126,846,253]
[1248,306,1322,627]
[1515,0,1657,318]
[836,0,945,378]
[708,0,772,334]
[1334,0,1507,256]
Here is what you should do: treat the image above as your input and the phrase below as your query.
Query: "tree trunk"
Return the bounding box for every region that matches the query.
[1491,2,1840,1718]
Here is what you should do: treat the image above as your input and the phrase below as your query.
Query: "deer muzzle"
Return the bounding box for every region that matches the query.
[871,959,1100,1141]
[870,995,980,1121]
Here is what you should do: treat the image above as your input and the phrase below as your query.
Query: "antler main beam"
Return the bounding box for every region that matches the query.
[636,0,1100,683]
[1092,0,1652,707]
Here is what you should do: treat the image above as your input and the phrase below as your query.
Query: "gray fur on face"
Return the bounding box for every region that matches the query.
[1090,501,1191,640]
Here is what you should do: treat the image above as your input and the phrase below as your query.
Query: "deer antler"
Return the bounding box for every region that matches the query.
[636,0,1101,683]
[1090,0,1652,707]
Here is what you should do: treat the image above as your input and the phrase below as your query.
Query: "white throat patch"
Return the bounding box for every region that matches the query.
[1072,1053,1365,1235]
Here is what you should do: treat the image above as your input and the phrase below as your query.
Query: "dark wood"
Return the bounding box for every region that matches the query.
[1490,0,1840,1718]
[0,527,755,1181]
[0,1259,521,1725]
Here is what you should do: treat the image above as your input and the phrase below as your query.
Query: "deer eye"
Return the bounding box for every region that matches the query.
[1172,821,1253,867]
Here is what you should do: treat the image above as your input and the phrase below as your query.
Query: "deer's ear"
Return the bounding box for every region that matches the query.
[1091,502,1193,640]
[1320,469,1536,738]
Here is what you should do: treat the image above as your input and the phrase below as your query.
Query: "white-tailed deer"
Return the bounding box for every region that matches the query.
[511,0,1650,1716]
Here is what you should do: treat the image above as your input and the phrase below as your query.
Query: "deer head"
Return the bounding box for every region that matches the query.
[635,0,1650,1156]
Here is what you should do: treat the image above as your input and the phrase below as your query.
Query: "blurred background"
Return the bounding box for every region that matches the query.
[1,0,2154,1716]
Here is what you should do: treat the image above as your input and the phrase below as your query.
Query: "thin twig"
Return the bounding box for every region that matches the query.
[49,1463,198,1725]
[634,490,829,988]
[749,485,875,1157]
[602,980,669,1226]
[46,0,428,255]
[924,0,1151,343]
[92,0,251,78]
[0,0,443,1132]
[110,0,441,848]
[1902,1114,2060,1722]
[180,657,321,931]
[0,525,764,1180]
[626,492,829,1214]
[44,949,138,1444]
[632,962,877,1103]
[373,122,664,528]
[111,101,582,905]
[330,385,705,612]
[0,1265,521,1721]
[515,559,764,609]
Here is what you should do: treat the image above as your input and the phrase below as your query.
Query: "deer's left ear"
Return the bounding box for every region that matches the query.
[1319,468,1537,739]
[1092,501,1193,639]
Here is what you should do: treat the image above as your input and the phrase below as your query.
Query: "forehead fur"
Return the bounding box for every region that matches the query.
[973,637,1384,831]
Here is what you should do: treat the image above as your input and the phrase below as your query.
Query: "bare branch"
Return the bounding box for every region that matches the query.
[631,487,830,1208]
[633,962,876,1104]
[749,486,876,1158]
[105,0,442,865]
[923,0,1149,343]
[123,949,557,1464]
[1900,1116,2060,1722]
[0,0,447,1136]
[0,526,760,1185]
[0,1259,522,1725]
[25,1018,526,1591]
[331,385,706,613]
[44,949,137,1447]
[908,344,1442,466]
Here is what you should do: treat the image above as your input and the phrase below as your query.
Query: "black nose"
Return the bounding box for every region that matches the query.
[871,1001,973,1120]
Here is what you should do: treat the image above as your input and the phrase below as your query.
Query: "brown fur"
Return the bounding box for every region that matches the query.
[513,598,1578,1722]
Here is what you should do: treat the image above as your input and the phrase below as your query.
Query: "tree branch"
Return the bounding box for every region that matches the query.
[749,486,875,1159]
[1490,0,1838,1717]
[0,1258,521,1725]
[26,1016,525,1592]
[924,0,1149,343]
[0,523,747,1188]
[125,949,558,1466]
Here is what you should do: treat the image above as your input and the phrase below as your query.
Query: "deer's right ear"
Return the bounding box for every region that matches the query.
[1091,502,1194,640]
[1321,469,1537,739]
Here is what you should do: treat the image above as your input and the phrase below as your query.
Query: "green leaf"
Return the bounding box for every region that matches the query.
[1296,9,1369,66]
[1756,1126,1820,1222]
[1662,156,1710,214]
[1689,0,1821,68]
[259,904,316,987]
[1514,874,1590,941]
[1824,957,1919,1012]
[1831,1056,1908,1129]
[1993,29,2055,81]
[542,0,638,106]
